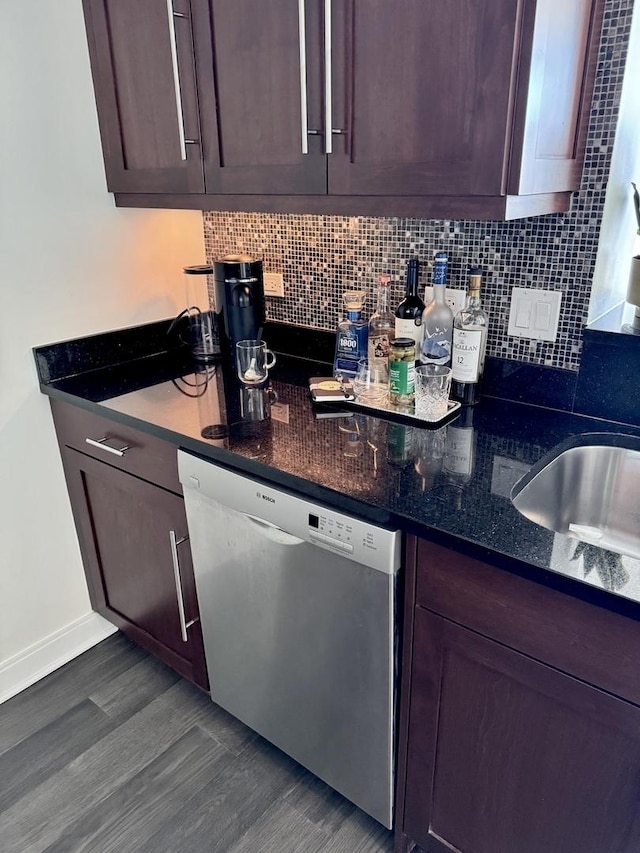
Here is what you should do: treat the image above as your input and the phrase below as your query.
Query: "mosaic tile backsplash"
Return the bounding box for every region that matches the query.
[204,0,634,373]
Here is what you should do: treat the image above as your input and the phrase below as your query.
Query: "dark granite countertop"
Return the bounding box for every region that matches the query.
[34,319,640,618]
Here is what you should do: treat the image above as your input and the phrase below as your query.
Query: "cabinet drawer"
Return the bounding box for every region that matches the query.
[416,539,640,706]
[51,399,181,494]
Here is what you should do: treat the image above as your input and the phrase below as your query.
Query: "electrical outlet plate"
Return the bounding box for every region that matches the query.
[507,287,562,342]
[264,272,285,297]
[423,286,466,316]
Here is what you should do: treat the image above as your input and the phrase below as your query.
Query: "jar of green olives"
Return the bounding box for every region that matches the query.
[388,337,416,405]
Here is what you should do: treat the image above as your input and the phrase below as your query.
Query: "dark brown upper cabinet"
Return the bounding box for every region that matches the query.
[82,0,604,220]
[194,0,327,195]
[83,0,205,194]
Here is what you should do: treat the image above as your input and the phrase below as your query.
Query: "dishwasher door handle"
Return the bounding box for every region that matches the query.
[244,514,305,546]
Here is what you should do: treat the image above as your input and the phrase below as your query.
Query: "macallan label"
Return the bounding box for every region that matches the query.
[452,328,483,382]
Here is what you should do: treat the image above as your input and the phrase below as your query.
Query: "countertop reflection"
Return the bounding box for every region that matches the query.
[43,353,640,610]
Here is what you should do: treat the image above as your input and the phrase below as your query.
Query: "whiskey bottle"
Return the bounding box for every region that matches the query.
[451,267,488,405]
[394,258,425,356]
[420,252,453,366]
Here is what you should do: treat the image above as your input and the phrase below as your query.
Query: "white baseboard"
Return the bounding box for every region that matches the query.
[0,612,117,705]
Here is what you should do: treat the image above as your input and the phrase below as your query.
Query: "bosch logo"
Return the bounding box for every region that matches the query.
[261,494,275,503]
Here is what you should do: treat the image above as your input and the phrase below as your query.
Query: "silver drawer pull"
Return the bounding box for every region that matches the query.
[170,530,196,643]
[85,437,131,457]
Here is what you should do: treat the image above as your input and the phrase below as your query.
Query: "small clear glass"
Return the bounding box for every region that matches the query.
[414,364,452,421]
[353,358,389,406]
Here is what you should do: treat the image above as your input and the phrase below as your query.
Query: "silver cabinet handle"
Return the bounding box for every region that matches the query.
[324,0,333,154]
[166,0,190,161]
[298,0,309,154]
[169,530,195,643]
[85,437,131,457]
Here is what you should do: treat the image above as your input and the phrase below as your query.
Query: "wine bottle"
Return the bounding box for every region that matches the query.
[368,274,395,368]
[394,258,425,356]
[451,267,488,405]
[420,252,453,366]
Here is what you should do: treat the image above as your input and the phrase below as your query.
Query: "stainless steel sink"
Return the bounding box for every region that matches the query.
[511,433,640,560]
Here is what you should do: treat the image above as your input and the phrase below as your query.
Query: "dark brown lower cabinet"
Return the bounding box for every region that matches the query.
[396,538,640,853]
[51,402,208,691]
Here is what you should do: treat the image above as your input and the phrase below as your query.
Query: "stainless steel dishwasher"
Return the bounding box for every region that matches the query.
[178,450,401,829]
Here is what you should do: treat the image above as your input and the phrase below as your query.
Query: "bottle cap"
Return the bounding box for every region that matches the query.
[343,290,365,310]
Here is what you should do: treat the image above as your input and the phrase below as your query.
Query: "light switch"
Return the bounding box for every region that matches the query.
[508,287,562,342]
[535,301,551,330]
[516,299,532,328]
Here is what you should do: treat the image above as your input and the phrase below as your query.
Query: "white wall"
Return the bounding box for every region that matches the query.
[0,1,204,696]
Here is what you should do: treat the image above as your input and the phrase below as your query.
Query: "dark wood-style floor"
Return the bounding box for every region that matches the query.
[0,633,394,853]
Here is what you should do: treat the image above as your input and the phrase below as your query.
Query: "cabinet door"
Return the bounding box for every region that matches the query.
[62,447,208,690]
[328,0,520,197]
[404,607,640,853]
[82,0,205,193]
[509,0,599,195]
[194,0,327,194]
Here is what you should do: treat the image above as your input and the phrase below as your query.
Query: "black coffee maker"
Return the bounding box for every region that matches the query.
[214,255,266,371]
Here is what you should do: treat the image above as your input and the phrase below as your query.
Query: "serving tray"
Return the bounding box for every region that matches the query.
[308,375,462,428]
[313,396,462,428]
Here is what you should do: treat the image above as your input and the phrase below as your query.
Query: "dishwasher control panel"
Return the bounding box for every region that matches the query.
[308,513,355,555]
[178,450,401,575]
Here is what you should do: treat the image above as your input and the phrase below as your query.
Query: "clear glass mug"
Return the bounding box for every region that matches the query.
[236,339,276,384]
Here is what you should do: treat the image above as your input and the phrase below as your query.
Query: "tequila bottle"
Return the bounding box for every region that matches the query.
[334,290,368,378]
[368,274,395,368]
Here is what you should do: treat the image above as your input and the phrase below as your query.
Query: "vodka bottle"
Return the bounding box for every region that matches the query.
[333,290,368,378]
[420,252,453,366]
[368,274,395,368]
[394,258,425,357]
[451,267,488,405]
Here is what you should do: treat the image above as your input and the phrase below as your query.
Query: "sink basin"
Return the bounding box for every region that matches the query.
[511,433,640,560]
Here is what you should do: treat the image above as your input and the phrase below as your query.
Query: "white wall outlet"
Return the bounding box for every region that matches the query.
[423,286,466,316]
[264,272,285,297]
[507,287,562,342]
